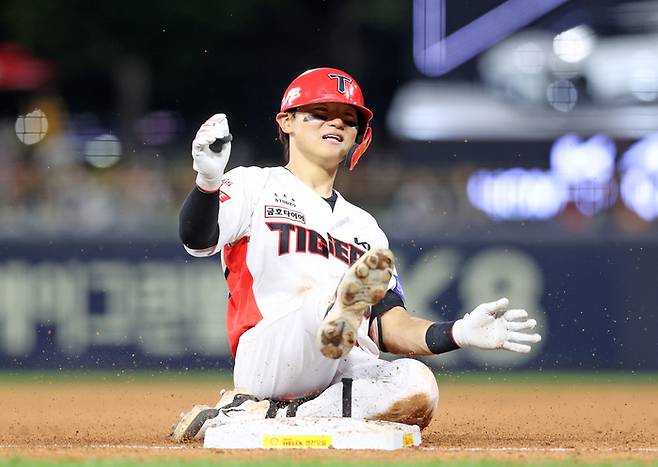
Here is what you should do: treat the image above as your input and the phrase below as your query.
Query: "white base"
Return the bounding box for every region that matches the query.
[203,417,422,450]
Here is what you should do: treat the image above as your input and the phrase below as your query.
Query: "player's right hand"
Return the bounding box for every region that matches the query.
[192,113,232,192]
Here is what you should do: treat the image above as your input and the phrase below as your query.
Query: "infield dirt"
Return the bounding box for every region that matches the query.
[0,374,656,464]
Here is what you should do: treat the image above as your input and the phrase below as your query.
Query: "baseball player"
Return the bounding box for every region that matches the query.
[172,68,541,441]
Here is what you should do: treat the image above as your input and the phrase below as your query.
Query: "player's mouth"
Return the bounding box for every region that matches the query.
[322,133,343,143]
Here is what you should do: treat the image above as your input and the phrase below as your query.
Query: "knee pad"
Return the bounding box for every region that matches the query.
[386,358,439,429]
[399,358,439,405]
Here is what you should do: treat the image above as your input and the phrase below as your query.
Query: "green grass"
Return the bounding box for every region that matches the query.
[436,370,658,385]
[0,369,233,384]
[0,370,655,385]
[0,459,651,467]
[1,371,654,467]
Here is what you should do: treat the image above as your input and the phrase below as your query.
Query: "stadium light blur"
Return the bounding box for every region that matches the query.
[620,134,658,220]
[14,109,48,145]
[513,42,545,74]
[466,134,621,221]
[585,34,658,103]
[550,134,616,184]
[467,168,567,220]
[388,80,658,140]
[413,0,567,77]
[552,25,596,64]
[629,51,658,102]
[546,79,578,112]
[550,134,617,216]
[84,134,122,168]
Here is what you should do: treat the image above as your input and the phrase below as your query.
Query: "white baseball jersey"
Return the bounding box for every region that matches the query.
[184,166,395,356]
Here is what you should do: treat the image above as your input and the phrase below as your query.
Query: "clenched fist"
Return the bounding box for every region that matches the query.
[192,113,232,192]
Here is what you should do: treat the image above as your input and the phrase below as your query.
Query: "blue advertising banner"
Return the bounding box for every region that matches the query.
[0,239,655,370]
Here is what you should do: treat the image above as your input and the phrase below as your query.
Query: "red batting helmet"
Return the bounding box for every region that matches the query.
[279,67,373,171]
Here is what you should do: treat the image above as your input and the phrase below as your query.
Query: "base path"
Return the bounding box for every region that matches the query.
[0,373,656,463]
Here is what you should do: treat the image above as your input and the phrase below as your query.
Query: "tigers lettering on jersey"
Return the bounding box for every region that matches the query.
[267,222,364,265]
[185,166,392,357]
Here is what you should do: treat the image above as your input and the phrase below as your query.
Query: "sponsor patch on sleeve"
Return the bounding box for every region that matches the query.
[219,190,231,203]
[218,178,232,203]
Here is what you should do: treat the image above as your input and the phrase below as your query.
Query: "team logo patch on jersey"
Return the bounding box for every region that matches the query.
[219,190,231,203]
[218,178,232,203]
[265,205,306,224]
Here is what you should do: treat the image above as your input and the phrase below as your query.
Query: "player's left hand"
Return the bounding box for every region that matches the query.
[451,297,541,353]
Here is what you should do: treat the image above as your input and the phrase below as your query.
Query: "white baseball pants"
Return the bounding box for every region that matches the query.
[233,293,439,428]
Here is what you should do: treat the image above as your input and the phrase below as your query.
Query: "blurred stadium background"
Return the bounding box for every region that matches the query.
[0,0,656,372]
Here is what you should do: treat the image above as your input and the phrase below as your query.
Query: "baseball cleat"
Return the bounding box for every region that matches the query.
[317,248,393,359]
[171,389,270,442]
[171,404,219,442]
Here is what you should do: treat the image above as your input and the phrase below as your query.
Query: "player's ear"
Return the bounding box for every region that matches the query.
[276,112,294,135]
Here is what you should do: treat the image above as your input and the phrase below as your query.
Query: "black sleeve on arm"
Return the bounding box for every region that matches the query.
[369,289,405,353]
[368,290,459,355]
[425,321,460,354]
[370,289,405,321]
[179,186,220,249]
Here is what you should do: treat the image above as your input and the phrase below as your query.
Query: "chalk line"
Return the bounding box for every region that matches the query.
[0,444,657,453]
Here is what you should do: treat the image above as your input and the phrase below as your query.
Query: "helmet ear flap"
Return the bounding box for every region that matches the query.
[348,126,372,171]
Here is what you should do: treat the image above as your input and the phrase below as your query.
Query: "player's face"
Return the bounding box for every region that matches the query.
[282,102,359,168]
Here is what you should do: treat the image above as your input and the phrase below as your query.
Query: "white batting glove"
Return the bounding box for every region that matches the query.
[192,113,232,192]
[452,297,541,353]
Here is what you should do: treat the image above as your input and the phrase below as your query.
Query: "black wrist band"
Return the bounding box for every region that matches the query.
[425,321,459,354]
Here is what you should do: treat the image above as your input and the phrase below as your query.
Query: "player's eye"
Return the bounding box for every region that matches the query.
[302,108,358,128]
[312,111,329,121]
[302,112,328,122]
[343,118,358,128]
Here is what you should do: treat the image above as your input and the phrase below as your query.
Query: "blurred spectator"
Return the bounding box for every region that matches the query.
[0,108,656,240]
